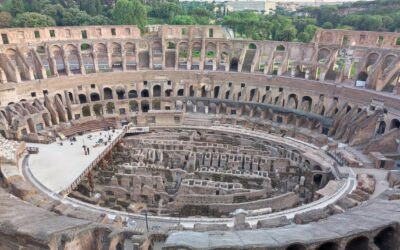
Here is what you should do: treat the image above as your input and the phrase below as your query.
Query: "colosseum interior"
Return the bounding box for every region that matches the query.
[0,25,400,250]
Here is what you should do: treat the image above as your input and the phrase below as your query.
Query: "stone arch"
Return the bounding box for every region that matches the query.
[382,54,397,71]
[65,44,80,73]
[317,48,331,63]
[205,42,216,58]
[111,42,122,70]
[128,90,138,99]
[366,52,379,70]
[116,88,125,100]
[178,42,189,59]
[165,89,172,97]
[50,45,65,73]
[374,226,399,250]
[93,103,103,116]
[201,85,207,98]
[248,43,257,49]
[213,86,220,98]
[106,102,115,114]
[80,43,91,51]
[316,242,339,250]
[125,42,136,70]
[390,119,400,130]
[301,96,312,112]
[82,105,91,117]
[288,94,298,109]
[129,100,138,112]
[230,57,239,72]
[249,88,257,102]
[141,100,150,113]
[286,243,306,250]
[276,45,285,51]
[95,43,109,70]
[153,85,161,97]
[177,89,184,96]
[90,92,100,102]
[345,236,369,250]
[357,71,368,82]
[141,89,149,98]
[225,90,230,99]
[189,86,195,97]
[313,173,323,186]
[78,94,87,104]
[104,87,113,100]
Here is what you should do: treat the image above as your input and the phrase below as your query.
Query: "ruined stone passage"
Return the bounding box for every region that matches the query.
[0,25,400,250]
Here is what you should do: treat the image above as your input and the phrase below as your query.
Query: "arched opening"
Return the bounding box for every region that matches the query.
[286,243,306,250]
[225,91,230,99]
[50,45,65,75]
[90,93,100,102]
[153,85,161,97]
[356,72,368,87]
[317,48,330,63]
[249,89,257,102]
[276,45,285,51]
[79,94,87,104]
[141,101,150,113]
[201,86,207,98]
[374,227,399,250]
[95,43,109,71]
[345,236,369,250]
[93,104,103,116]
[152,100,160,110]
[313,174,323,186]
[214,86,220,99]
[301,96,312,112]
[66,45,80,74]
[106,102,115,114]
[104,87,113,100]
[189,86,195,97]
[288,94,298,109]
[230,58,239,72]
[116,88,125,100]
[111,42,123,71]
[165,89,172,97]
[125,42,136,70]
[128,90,138,99]
[390,119,400,130]
[316,242,339,250]
[68,92,74,102]
[177,89,184,96]
[81,44,94,73]
[141,89,149,98]
[377,121,386,134]
[82,105,91,117]
[129,101,138,112]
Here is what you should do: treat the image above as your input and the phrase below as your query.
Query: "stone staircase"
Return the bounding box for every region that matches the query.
[242,49,256,72]
[58,118,118,137]
[183,114,213,127]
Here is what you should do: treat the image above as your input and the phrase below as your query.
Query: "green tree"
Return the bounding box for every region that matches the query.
[0,11,12,28]
[11,0,25,16]
[112,0,147,31]
[41,4,65,25]
[78,0,102,16]
[322,21,333,29]
[14,12,56,27]
[171,15,195,25]
[276,26,297,41]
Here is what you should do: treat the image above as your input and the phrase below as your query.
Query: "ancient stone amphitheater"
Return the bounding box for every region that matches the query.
[0,25,399,250]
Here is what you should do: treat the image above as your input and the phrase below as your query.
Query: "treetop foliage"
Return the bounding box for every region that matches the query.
[0,0,397,42]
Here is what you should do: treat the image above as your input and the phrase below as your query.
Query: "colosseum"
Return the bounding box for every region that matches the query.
[0,25,399,250]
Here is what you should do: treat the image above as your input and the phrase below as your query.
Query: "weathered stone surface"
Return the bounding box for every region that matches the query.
[294,208,329,224]
[256,216,290,229]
